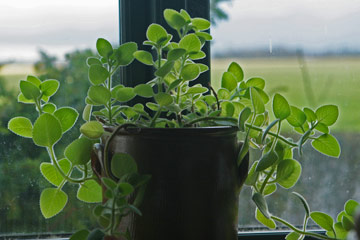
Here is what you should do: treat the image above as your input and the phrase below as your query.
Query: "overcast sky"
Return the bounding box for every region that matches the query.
[0,0,359,61]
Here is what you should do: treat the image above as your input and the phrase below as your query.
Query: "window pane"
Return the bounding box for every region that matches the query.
[0,0,117,235]
[211,0,360,231]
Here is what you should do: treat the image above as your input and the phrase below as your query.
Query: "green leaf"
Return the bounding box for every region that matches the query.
[238,107,251,132]
[245,161,259,186]
[179,34,201,53]
[287,106,306,127]
[86,57,102,66]
[82,104,92,122]
[181,64,200,81]
[342,215,355,231]
[155,61,175,78]
[276,159,301,188]
[115,42,137,66]
[273,94,291,120]
[155,92,173,106]
[111,153,138,179]
[191,17,210,30]
[40,188,68,218]
[40,79,59,97]
[252,192,270,219]
[246,77,265,90]
[96,38,113,59]
[292,192,310,218]
[285,232,301,240]
[217,88,230,100]
[18,92,35,104]
[250,87,265,114]
[311,134,341,157]
[33,113,62,147]
[27,75,42,87]
[134,50,153,65]
[102,177,117,190]
[42,103,56,113]
[88,85,111,105]
[88,65,109,85]
[87,229,105,240]
[256,151,278,172]
[186,86,208,95]
[117,182,135,196]
[20,80,41,100]
[315,122,329,133]
[316,105,339,126]
[197,63,209,73]
[333,222,348,239]
[70,229,90,240]
[77,180,102,203]
[221,72,237,91]
[261,119,280,143]
[64,138,93,165]
[164,9,187,30]
[40,159,71,187]
[116,87,136,102]
[255,208,276,229]
[168,48,186,61]
[303,107,317,122]
[227,62,244,82]
[134,84,154,98]
[54,107,79,133]
[310,212,334,231]
[345,199,360,216]
[80,121,104,139]
[8,117,33,138]
[146,23,168,44]
[220,101,235,117]
[263,183,277,196]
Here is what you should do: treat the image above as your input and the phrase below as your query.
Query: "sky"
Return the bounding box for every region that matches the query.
[0,0,360,61]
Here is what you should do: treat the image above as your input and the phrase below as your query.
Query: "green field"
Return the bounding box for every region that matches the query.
[1,57,359,132]
[211,57,360,132]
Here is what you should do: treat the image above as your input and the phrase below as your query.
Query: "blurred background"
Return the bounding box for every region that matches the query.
[0,0,359,236]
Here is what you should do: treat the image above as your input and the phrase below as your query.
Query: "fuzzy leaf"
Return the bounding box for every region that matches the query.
[227,62,244,82]
[65,138,94,165]
[134,84,154,98]
[40,79,59,97]
[315,105,339,126]
[273,94,291,120]
[111,153,138,179]
[155,61,175,78]
[221,72,237,91]
[310,212,334,231]
[27,75,41,86]
[155,92,173,106]
[303,107,317,122]
[250,87,265,114]
[115,42,137,66]
[287,106,306,127]
[96,38,113,59]
[40,188,68,218]
[77,180,102,203]
[256,151,278,172]
[311,134,341,157]
[345,199,360,216]
[134,50,153,65]
[33,113,62,147]
[80,121,104,139]
[181,64,200,81]
[40,159,71,187]
[42,103,56,113]
[116,87,136,102]
[167,48,186,61]
[8,117,33,138]
[70,229,90,240]
[191,17,210,30]
[20,80,41,100]
[256,208,276,229]
[164,9,187,30]
[146,24,168,44]
[54,107,79,133]
[246,77,265,90]
[252,192,270,219]
[179,34,201,53]
[88,65,109,85]
[88,85,111,105]
[276,159,301,188]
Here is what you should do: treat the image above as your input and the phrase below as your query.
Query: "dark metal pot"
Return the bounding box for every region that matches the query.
[96,126,249,240]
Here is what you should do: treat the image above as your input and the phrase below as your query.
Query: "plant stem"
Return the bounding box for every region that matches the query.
[271,216,338,240]
[107,64,113,124]
[149,107,163,127]
[48,146,93,184]
[259,167,276,194]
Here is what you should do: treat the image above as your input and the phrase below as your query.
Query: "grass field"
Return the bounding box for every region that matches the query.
[1,57,359,132]
[211,57,360,132]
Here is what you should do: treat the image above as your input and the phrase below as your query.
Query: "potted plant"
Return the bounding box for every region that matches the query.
[7,8,359,240]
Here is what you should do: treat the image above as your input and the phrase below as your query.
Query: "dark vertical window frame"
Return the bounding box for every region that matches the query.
[118,0,210,91]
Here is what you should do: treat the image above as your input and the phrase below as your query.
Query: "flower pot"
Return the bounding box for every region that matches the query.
[94,126,249,240]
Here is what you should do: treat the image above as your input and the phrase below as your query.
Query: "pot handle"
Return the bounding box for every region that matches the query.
[237,142,249,188]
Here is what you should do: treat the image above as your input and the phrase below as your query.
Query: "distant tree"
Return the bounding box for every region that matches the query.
[210,0,232,25]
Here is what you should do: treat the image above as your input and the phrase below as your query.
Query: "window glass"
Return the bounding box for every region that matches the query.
[0,0,117,236]
[211,0,360,231]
